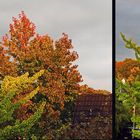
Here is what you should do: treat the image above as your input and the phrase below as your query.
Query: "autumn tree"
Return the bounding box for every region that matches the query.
[0,11,84,138]
[116,58,140,83]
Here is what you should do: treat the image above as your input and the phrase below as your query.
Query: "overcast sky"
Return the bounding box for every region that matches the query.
[116,0,140,61]
[0,0,112,91]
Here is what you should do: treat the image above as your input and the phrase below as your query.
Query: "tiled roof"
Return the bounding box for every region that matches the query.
[73,93,112,123]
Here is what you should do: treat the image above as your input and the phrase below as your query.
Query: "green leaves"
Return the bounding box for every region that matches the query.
[116,75,140,138]
[120,32,140,62]
[116,33,140,138]
[0,70,46,139]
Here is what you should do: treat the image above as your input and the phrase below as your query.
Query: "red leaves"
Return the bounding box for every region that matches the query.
[9,11,36,48]
[116,61,123,70]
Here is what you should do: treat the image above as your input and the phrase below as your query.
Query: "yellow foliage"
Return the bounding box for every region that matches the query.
[1,70,44,95]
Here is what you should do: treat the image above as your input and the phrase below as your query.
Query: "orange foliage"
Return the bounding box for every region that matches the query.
[116,61,123,70]
[0,46,17,79]
[116,58,140,83]
[79,84,111,95]
[0,12,83,129]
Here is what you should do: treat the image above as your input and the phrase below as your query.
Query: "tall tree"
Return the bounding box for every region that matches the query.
[116,33,140,139]
[0,11,83,138]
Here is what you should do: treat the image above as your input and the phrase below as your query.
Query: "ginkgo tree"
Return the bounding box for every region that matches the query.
[0,70,46,139]
[116,33,140,139]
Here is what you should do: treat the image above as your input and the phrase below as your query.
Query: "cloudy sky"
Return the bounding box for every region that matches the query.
[0,0,112,91]
[116,0,140,61]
